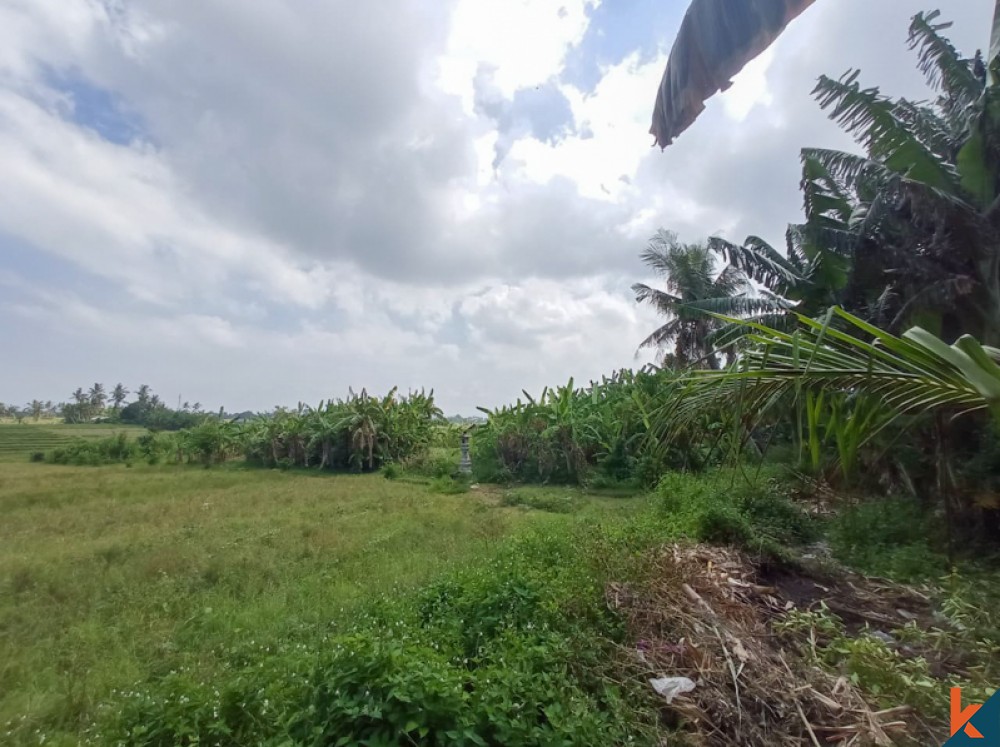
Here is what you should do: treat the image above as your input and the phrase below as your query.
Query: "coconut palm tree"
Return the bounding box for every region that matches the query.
[650,2,1000,148]
[632,230,758,368]
[111,384,129,412]
[88,383,107,412]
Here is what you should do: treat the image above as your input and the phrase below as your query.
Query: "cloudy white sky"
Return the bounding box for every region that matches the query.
[0,0,991,414]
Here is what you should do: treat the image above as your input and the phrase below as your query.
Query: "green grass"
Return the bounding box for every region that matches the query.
[0,424,147,462]
[0,461,634,745]
[10,446,994,746]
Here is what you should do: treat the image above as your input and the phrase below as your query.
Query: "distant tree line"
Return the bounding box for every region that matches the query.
[2,383,208,430]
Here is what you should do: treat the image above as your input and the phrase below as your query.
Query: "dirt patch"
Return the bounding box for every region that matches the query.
[607,544,942,746]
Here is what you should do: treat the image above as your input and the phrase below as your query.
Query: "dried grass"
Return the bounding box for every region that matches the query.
[607,544,934,746]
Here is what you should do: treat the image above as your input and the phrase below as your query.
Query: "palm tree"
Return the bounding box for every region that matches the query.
[111,383,129,411]
[632,230,755,368]
[668,12,1000,346]
[88,383,106,411]
[650,1,1000,147]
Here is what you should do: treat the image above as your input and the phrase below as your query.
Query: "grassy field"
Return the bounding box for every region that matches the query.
[0,453,645,745]
[0,424,148,462]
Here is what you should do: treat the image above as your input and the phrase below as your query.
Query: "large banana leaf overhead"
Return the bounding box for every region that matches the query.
[650,0,817,148]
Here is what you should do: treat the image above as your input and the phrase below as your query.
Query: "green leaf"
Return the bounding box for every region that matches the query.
[956,130,996,207]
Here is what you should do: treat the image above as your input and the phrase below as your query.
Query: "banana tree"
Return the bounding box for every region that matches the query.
[651,1,1000,148]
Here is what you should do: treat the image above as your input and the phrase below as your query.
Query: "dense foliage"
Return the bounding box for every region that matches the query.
[43,388,443,472]
[471,368,728,486]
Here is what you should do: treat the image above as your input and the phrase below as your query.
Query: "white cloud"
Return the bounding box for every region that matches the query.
[504,50,668,200]
[0,86,332,308]
[0,0,995,414]
[720,46,776,122]
[437,0,598,111]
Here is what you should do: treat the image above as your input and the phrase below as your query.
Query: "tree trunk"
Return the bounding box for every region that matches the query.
[935,412,955,564]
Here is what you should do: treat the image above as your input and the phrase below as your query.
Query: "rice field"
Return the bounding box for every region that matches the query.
[0,424,147,462]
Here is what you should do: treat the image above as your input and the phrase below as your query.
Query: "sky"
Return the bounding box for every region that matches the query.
[0,0,992,415]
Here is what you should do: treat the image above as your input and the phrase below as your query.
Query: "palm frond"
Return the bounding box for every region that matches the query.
[802,147,974,213]
[800,152,854,222]
[709,236,804,293]
[893,98,964,157]
[679,294,789,317]
[637,320,682,351]
[632,283,682,314]
[666,308,1000,446]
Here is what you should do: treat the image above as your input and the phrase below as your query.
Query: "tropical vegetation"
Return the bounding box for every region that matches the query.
[6,7,1000,747]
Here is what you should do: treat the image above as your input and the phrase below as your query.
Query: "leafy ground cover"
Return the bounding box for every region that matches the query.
[3,428,997,745]
[0,456,642,746]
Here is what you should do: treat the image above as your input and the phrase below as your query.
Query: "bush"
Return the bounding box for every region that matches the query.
[585,473,642,493]
[657,470,818,556]
[45,433,140,466]
[382,462,401,480]
[828,498,946,580]
[289,635,469,745]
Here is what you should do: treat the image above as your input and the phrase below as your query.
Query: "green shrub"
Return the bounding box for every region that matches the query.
[289,635,470,746]
[382,462,401,480]
[736,482,820,545]
[403,451,457,479]
[45,433,140,466]
[656,470,818,556]
[100,523,659,746]
[828,498,946,580]
[585,472,642,493]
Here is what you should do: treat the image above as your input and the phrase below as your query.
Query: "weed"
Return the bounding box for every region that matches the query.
[501,488,578,514]
[430,475,470,494]
[828,498,946,580]
[656,469,817,557]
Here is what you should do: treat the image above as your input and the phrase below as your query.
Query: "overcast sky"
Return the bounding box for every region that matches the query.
[0,0,991,414]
